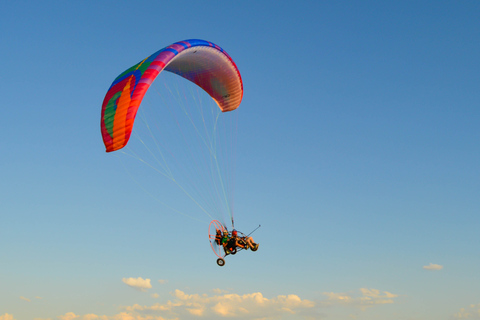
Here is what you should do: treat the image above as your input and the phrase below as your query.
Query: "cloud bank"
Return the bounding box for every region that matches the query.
[124,289,317,319]
[4,287,399,320]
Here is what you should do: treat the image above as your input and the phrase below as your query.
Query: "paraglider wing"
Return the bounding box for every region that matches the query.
[101,39,243,152]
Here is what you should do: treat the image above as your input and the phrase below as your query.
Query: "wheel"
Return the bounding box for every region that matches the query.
[217,258,225,266]
[251,243,259,252]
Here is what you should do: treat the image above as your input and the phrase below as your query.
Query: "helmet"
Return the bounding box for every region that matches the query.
[232,230,238,236]
[223,230,229,235]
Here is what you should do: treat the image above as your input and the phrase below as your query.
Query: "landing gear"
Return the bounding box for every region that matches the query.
[216,258,225,266]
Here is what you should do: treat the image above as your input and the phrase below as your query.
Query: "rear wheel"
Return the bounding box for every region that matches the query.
[217,258,225,266]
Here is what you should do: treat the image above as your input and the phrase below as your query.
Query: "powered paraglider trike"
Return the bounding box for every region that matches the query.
[101,39,260,266]
[208,220,260,266]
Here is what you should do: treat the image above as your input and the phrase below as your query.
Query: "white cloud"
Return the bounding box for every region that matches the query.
[151,293,160,299]
[360,288,398,300]
[157,279,167,284]
[122,277,152,292]
[57,312,164,320]
[0,314,15,320]
[58,313,79,320]
[212,288,229,294]
[122,289,317,319]
[19,296,31,302]
[322,288,399,311]
[423,263,443,271]
[454,303,480,319]
[81,315,103,320]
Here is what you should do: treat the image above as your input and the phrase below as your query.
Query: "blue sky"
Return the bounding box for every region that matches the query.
[1,1,479,319]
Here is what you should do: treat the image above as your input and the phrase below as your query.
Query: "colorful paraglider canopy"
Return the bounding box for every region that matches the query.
[100,39,243,152]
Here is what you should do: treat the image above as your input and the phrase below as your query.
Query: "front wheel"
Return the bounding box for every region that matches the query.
[217,258,225,266]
